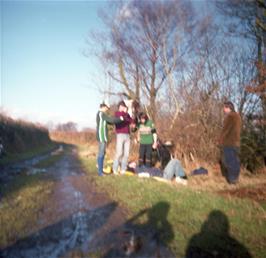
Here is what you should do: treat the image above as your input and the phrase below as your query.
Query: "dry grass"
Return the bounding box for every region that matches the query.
[79,144,98,159]
[50,131,96,146]
[81,141,266,204]
[83,138,266,194]
[180,157,266,206]
[76,126,266,207]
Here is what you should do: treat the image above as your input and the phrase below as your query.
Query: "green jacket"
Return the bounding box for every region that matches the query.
[96,111,121,142]
[138,120,155,145]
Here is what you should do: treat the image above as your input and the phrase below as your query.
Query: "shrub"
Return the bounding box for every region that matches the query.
[0,113,52,156]
[240,126,266,173]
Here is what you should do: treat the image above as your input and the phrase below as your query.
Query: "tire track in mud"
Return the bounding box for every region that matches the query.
[1,147,175,258]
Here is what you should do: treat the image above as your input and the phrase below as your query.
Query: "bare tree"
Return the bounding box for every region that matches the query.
[91,0,195,122]
[86,0,263,167]
[55,122,77,132]
[216,0,266,117]
[157,14,259,162]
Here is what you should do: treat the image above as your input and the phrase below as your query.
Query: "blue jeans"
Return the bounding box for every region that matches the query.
[163,159,185,180]
[221,146,240,183]
[113,134,130,173]
[97,142,106,176]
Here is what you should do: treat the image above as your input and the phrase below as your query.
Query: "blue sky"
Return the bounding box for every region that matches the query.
[1,0,109,129]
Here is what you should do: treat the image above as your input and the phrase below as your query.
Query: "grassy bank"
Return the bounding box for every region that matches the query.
[0,173,54,249]
[0,142,57,166]
[0,147,66,249]
[79,146,266,258]
[0,113,56,165]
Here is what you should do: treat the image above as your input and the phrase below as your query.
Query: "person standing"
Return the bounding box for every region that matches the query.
[137,112,157,168]
[219,101,242,184]
[96,101,123,176]
[112,101,133,175]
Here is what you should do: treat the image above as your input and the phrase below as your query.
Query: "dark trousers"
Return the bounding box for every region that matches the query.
[221,146,240,183]
[139,144,153,167]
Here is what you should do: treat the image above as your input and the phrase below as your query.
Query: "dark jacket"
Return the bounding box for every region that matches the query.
[220,111,242,147]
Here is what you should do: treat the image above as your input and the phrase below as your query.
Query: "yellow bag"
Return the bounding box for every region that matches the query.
[103,166,112,174]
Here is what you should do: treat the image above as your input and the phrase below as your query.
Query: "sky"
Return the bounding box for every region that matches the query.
[0,0,213,130]
[1,0,109,130]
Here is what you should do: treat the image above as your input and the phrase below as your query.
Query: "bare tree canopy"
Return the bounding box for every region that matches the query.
[92,0,195,121]
[86,0,266,169]
[216,0,266,117]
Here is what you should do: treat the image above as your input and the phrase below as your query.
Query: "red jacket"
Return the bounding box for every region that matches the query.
[114,111,132,134]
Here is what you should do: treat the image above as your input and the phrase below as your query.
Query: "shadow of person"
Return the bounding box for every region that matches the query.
[133,201,174,245]
[0,202,118,258]
[102,201,175,258]
[186,210,252,258]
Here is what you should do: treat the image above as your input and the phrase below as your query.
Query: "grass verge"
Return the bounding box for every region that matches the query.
[0,142,58,166]
[0,173,54,249]
[79,146,266,258]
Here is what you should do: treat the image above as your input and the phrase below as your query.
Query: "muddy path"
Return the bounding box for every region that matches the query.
[1,147,174,258]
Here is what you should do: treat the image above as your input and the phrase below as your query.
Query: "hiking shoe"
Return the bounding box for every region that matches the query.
[175,177,188,185]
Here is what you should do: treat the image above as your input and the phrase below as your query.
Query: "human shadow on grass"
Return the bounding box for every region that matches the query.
[0,202,117,258]
[102,201,175,258]
[186,209,252,258]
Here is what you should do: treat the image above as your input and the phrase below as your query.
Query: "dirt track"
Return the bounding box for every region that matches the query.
[0,147,174,258]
